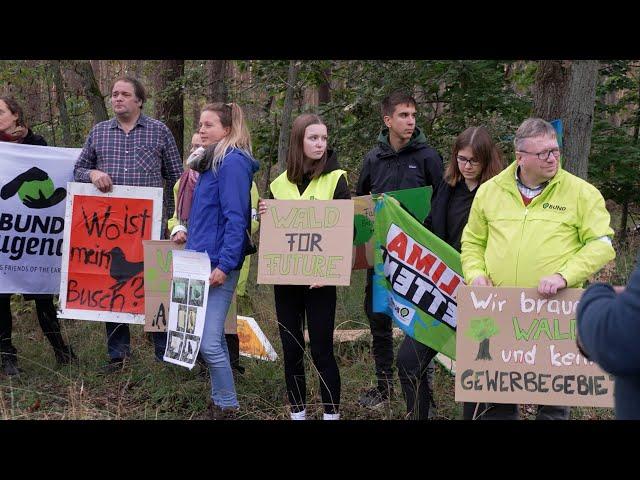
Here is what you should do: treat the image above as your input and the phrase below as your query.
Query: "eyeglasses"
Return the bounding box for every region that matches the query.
[456,155,480,166]
[517,148,561,161]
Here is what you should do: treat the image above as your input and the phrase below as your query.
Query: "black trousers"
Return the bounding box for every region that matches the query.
[364,268,395,391]
[0,294,69,361]
[397,335,438,420]
[274,284,340,415]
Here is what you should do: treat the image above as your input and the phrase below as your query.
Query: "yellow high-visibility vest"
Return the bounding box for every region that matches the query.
[270,169,347,200]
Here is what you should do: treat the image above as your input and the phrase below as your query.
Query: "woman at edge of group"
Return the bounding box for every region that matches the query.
[259,113,350,420]
[177,102,258,419]
[0,96,77,376]
[396,125,503,420]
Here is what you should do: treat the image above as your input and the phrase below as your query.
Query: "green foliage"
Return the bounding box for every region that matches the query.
[589,61,640,205]
[465,316,499,342]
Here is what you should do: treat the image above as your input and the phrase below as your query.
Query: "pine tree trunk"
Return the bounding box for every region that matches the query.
[154,60,185,157]
[620,200,629,244]
[276,60,300,175]
[72,60,109,125]
[533,60,599,179]
[207,60,228,103]
[50,60,72,146]
[318,67,331,105]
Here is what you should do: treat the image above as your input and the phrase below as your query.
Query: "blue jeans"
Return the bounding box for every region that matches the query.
[199,269,240,409]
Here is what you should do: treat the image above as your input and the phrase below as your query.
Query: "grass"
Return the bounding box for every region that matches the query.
[2,205,637,420]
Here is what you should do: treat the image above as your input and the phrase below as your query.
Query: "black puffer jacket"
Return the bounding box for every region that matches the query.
[22,129,47,146]
[356,126,443,196]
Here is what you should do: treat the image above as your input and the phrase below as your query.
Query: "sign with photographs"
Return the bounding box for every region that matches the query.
[163,250,210,369]
[455,286,615,407]
[58,183,163,324]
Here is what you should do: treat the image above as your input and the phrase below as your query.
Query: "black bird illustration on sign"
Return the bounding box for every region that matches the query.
[108,247,144,290]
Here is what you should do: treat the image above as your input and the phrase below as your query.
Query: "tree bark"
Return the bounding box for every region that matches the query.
[207,60,228,103]
[154,60,185,157]
[318,67,331,105]
[72,60,109,125]
[276,60,300,175]
[50,60,72,146]
[533,60,599,179]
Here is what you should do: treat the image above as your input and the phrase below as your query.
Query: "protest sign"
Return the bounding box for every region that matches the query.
[257,199,354,286]
[58,183,163,324]
[372,194,462,360]
[0,142,80,293]
[143,240,185,332]
[352,186,431,270]
[164,250,211,369]
[455,286,614,408]
[237,315,278,361]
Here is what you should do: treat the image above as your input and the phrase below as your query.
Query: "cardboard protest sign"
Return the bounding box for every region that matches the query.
[143,240,185,332]
[237,315,277,361]
[455,286,614,408]
[257,199,354,286]
[352,187,431,270]
[164,250,211,369]
[373,194,462,359]
[0,142,80,293]
[58,183,163,324]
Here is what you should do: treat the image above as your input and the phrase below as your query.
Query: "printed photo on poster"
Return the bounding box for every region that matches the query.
[188,279,205,307]
[166,331,185,360]
[186,306,197,334]
[172,278,188,304]
[176,304,187,332]
[179,334,200,364]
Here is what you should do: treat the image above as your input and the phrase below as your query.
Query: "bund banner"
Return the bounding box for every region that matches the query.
[0,142,80,293]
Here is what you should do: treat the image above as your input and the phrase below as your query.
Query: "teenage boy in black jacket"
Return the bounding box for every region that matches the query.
[356,91,443,408]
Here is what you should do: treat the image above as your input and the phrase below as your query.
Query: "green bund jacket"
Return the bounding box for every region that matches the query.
[461,160,615,288]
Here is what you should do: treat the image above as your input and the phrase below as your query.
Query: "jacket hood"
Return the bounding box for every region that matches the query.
[321,148,341,174]
[234,147,260,175]
[377,126,427,152]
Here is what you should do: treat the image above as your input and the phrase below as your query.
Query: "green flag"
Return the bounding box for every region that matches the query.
[372,194,463,360]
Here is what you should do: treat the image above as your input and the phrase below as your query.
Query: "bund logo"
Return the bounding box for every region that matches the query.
[542,202,567,212]
[0,167,67,209]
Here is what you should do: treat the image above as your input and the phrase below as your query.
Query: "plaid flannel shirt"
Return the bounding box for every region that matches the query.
[74,114,183,231]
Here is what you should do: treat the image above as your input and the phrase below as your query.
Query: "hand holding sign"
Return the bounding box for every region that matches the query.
[89,170,114,193]
[210,267,227,287]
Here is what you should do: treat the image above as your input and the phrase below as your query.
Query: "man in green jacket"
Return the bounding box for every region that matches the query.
[461,117,615,420]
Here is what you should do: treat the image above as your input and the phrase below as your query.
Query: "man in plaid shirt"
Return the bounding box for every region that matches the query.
[74,76,182,373]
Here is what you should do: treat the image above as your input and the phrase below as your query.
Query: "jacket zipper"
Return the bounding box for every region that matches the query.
[514,206,529,286]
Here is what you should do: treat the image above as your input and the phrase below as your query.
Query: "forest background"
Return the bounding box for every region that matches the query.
[0,59,638,419]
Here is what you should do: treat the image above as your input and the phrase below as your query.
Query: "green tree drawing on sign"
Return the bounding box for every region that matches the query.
[465,317,500,360]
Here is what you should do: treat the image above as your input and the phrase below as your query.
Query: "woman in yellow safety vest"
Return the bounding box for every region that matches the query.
[260,113,350,420]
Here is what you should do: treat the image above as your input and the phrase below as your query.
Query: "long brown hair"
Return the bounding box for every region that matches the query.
[201,102,252,170]
[0,96,26,128]
[445,126,503,187]
[286,113,328,184]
